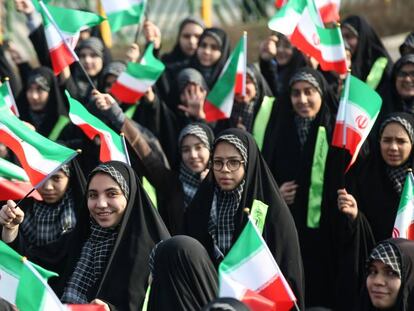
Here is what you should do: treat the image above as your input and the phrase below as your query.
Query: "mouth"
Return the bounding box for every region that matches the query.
[96,211,113,217]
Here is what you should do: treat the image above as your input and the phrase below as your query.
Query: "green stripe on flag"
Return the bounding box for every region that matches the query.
[219,220,263,274]
[398,171,414,214]
[346,75,382,119]
[107,4,145,33]
[126,62,165,81]
[317,26,343,46]
[253,96,275,151]
[0,157,28,181]
[307,126,329,228]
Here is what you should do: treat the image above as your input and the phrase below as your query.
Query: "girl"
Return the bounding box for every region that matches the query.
[185,128,304,309]
[60,161,169,310]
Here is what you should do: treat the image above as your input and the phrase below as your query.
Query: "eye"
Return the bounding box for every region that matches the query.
[87,192,97,199]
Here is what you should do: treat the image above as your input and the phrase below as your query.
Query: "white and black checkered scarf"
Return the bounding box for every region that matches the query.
[179,164,202,208]
[294,115,315,149]
[61,220,118,303]
[368,241,402,278]
[386,162,411,195]
[20,189,76,246]
[208,181,245,258]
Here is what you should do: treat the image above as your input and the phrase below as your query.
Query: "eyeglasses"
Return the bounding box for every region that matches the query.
[396,71,414,79]
[212,159,245,172]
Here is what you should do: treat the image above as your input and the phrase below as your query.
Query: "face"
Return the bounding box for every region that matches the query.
[38,170,69,204]
[290,81,323,118]
[26,83,49,112]
[179,23,204,57]
[197,36,222,67]
[234,74,257,103]
[79,47,103,77]
[380,122,412,167]
[395,63,414,99]
[367,260,401,309]
[276,36,294,65]
[87,172,127,228]
[181,135,210,173]
[213,142,245,191]
[341,26,358,55]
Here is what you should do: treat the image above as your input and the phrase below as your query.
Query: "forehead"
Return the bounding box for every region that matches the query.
[382,122,409,137]
[181,134,203,146]
[181,23,203,35]
[399,63,414,72]
[201,35,220,46]
[214,141,241,158]
[79,47,99,56]
[291,80,317,91]
[50,170,68,179]
[88,172,120,190]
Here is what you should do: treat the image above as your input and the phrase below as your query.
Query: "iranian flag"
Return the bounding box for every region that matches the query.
[0,241,65,311]
[110,43,165,104]
[0,80,19,116]
[219,218,297,311]
[67,91,128,163]
[39,3,105,75]
[0,157,42,201]
[393,170,414,240]
[332,74,382,170]
[268,0,347,74]
[204,33,247,122]
[100,0,146,33]
[0,100,77,187]
[274,0,340,23]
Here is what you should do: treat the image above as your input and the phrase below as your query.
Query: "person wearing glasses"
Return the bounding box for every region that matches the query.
[185,128,305,310]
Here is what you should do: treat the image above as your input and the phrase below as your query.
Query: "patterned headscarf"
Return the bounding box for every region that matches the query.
[368,241,402,279]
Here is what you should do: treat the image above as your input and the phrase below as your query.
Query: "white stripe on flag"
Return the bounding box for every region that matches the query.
[0,269,19,304]
[336,100,376,138]
[44,24,78,51]
[220,274,248,299]
[103,0,144,13]
[117,73,154,93]
[269,8,302,36]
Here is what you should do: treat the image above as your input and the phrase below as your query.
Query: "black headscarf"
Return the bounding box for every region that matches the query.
[356,238,414,311]
[185,128,304,309]
[342,15,393,82]
[202,297,251,311]
[60,161,170,310]
[16,66,67,137]
[162,17,206,66]
[261,67,336,307]
[190,27,231,89]
[148,235,218,311]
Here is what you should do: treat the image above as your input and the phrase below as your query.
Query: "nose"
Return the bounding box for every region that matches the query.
[189,147,197,158]
[221,161,231,172]
[96,195,108,208]
[43,180,53,190]
[299,92,307,104]
[372,274,386,286]
[389,140,398,150]
[190,36,198,46]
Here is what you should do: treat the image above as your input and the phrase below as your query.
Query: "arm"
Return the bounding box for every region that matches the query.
[0,200,24,244]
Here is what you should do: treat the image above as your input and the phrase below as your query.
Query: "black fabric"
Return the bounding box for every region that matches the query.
[214,64,274,134]
[0,44,21,95]
[185,128,304,309]
[262,67,338,308]
[59,161,170,310]
[7,159,86,296]
[16,66,68,137]
[356,238,414,311]
[202,297,251,311]
[189,27,231,89]
[148,235,218,311]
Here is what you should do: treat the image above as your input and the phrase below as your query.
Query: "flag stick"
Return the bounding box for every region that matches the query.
[38,1,96,91]
[339,72,351,188]
[121,133,131,166]
[134,1,148,43]
[293,301,301,311]
[242,31,247,97]
[14,187,36,208]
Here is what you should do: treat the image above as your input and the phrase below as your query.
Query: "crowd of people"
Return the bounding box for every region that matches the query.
[1,0,414,310]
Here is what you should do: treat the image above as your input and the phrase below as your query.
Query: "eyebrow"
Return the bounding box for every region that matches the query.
[88,187,122,192]
[213,156,242,160]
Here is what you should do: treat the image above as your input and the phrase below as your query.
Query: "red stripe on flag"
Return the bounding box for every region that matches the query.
[76,123,112,162]
[242,288,276,311]
[110,82,144,104]
[332,122,363,169]
[66,305,108,311]
[275,0,288,8]
[234,72,244,95]
[204,101,228,122]
[319,3,340,23]
[49,43,76,75]
[291,29,347,74]
[0,130,47,185]
[257,276,295,311]
[0,179,42,201]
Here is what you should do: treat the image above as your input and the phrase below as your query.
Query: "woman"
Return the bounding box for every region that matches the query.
[341,15,393,100]
[16,66,68,139]
[189,27,231,89]
[0,160,85,295]
[356,238,414,311]
[262,67,338,308]
[214,64,273,134]
[185,128,304,309]
[60,161,169,310]
[148,235,218,311]
[259,33,307,97]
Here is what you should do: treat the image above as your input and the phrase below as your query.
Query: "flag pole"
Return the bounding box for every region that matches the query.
[38,1,96,91]
[134,0,148,43]
[339,71,351,187]
[242,31,247,97]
